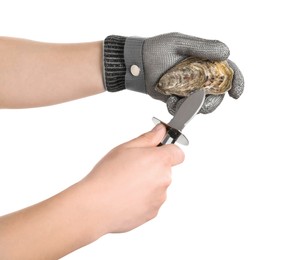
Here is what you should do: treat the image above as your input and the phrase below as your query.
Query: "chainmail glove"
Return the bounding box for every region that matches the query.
[103,33,244,114]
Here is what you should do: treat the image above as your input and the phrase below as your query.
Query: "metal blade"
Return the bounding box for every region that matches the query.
[168,89,205,131]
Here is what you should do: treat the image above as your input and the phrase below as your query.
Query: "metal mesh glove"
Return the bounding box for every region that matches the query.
[103,33,244,114]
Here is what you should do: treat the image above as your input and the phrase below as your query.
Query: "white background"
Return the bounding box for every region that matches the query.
[0,0,285,259]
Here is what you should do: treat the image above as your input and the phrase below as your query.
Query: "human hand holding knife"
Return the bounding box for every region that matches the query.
[153,89,206,146]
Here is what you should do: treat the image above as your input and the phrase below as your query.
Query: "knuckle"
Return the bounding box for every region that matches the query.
[140,132,155,144]
[176,146,185,163]
[146,210,159,221]
[146,194,167,221]
[152,209,160,219]
[160,193,168,204]
[162,173,172,188]
[168,144,185,165]
[160,149,172,166]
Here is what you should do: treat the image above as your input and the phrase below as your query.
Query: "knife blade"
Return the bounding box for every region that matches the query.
[154,89,206,146]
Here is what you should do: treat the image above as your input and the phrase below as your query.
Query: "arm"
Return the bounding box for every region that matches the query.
[0,33,244,112]
[0,37,104,108]
[0,182,105,259]
[0,125,184,259]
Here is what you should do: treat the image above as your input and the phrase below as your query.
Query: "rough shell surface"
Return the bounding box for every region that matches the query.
[155,57,234,97]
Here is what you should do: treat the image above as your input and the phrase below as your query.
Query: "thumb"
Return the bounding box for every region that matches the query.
[124,124,166,148]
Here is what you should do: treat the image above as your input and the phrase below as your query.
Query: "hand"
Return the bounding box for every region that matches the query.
[83,124,184,233]
[103,32,244,114]
[0,125,183,259]
[166,58,244,115]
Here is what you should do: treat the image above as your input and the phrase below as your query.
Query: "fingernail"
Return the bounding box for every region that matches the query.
[152,124,165,132]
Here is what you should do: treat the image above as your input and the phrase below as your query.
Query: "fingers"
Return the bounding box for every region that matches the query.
[166,94,224,115]
[227,59,244,99]
[124,124,166,148]
[166,95,181,115]
[122,123,184,166]
[199,94,224,114]
[172,32,230,61]
[160,144,185,166]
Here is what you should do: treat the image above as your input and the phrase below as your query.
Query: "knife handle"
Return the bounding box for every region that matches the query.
[158,127,182,146]
[152,117,189,146]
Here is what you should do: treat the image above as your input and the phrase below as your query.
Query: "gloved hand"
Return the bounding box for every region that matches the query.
[103,33,244,114]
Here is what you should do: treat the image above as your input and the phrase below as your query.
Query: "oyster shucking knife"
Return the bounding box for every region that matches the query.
[153,89,206,146]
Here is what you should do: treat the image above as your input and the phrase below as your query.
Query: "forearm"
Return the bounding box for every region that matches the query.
[0,37,105,108]
[0,180,106,260]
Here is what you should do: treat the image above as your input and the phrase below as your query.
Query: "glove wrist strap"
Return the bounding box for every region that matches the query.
[124,37,146,94]
[104,35,147,94]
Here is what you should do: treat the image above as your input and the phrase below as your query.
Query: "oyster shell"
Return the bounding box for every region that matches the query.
[155,57,234,97]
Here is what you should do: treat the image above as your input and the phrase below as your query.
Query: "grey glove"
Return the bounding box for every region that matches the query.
[103,33,244,114]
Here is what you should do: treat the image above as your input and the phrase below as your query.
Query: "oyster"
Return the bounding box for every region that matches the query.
[155,57,234,97]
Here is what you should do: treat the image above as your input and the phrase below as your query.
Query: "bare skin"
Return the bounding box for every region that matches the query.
[0,37,185,259]
[0,37,105,108]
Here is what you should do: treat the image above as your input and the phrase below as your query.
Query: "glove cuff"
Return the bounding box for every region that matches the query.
[104,35,127,92]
